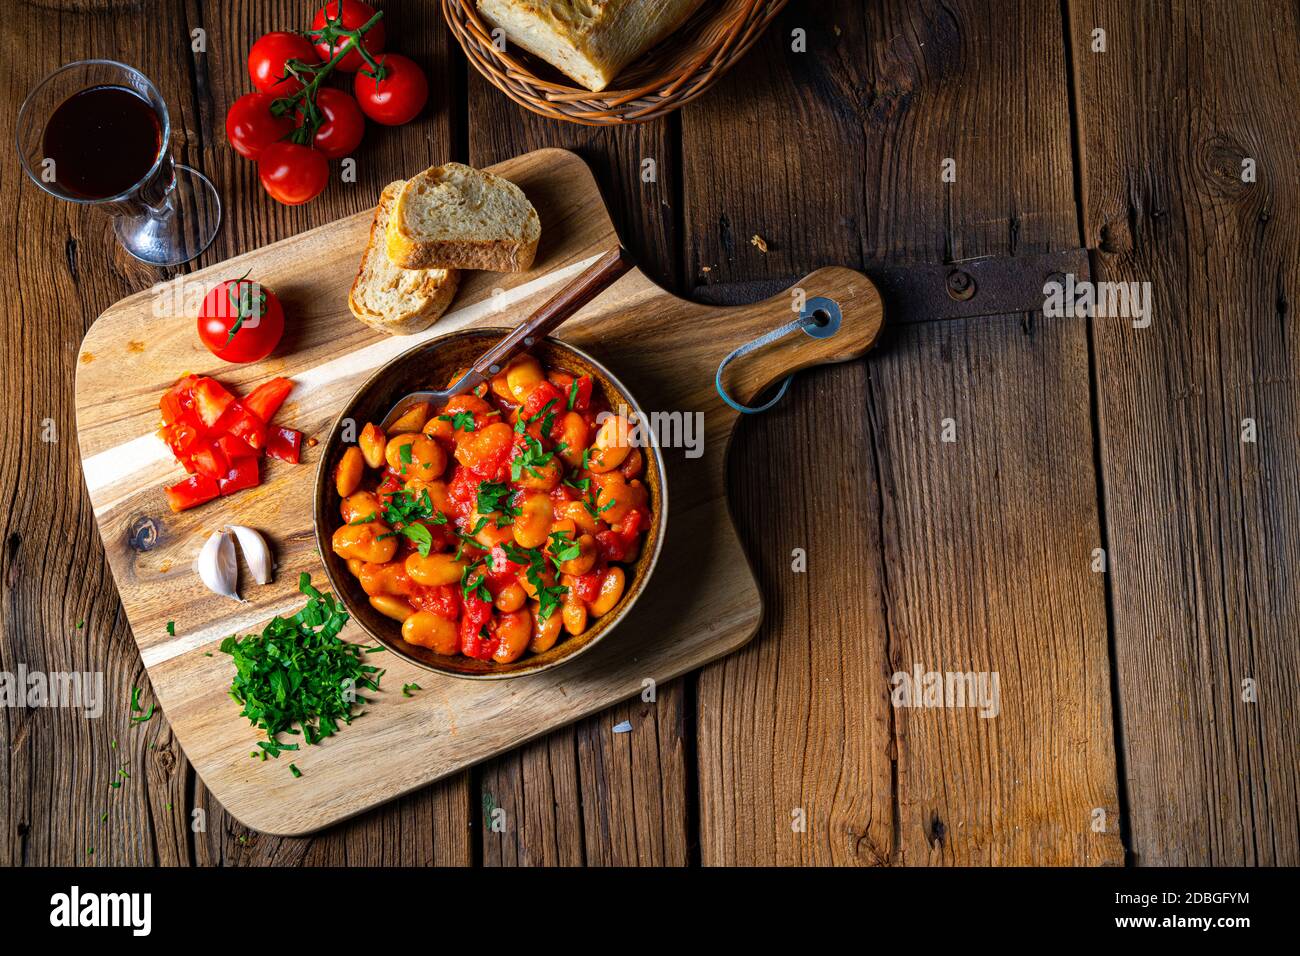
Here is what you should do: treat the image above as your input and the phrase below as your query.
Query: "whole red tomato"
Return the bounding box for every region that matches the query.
[310,1,386,72]
[257,142,329,205]
[354,54,428,126]
[248,31,320,96]
[197,278,285,364]
[226,92,294,159]
[299,88,366,158]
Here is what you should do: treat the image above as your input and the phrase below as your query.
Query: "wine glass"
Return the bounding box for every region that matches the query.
[16,59,221,267]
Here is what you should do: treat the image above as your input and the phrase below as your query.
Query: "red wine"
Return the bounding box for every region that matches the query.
[42,85,163,200]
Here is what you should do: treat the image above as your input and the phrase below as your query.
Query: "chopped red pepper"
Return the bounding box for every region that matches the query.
[595,509,643,563]
[411,584,460,619]
[158,413,204,459]
[190,377,235,428]
[189,441,230,482]
[265,426,302,463]
[164,473,220,512]
[446,467,481,518]
[485,544,523,582]
[522,380,563,420]
[156,373,300,512]
[221,404,267,452]
[573,571,603,603]
[216,432,258,461]
[376,471,403,507]
[459,594,497,659]
[217,456,260,496]
[243,376,294,423]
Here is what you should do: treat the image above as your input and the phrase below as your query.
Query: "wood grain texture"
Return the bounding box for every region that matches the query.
[183,0,477,865]
[75,145,883,835]
[2,0,208,869]
[7,0,1293,867]
[0,0,477,864]
[465,67,692,866]
[1071,0,1300,865]
[686,0,1123,864]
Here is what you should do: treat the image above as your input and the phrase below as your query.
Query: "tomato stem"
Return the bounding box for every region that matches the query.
[270,8,385,141]
[305,4,385,75]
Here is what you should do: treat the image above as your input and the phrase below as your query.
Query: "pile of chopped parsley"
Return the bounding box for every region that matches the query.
[220,574,383,763]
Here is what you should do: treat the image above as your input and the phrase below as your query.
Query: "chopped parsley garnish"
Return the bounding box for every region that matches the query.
[379,488,445,556]
[453,516,492,560]
[402,683,422,698]
[166,620,175,636]
[584,488,615,520]
[547,529,583,569]
[537,406,558,438]
[511,435,555,482]
[349,511,376,525]
[476,481,521,527]
[220,574,379,760]
[460,561,491,603]
[501,542,569,620]
[439,411,477,432]
[400,522,433,556]
[567,379,580,411]
[128,686,156,723]
[514,397,559,438]
[398,442,413,465]
[289,763,302,779]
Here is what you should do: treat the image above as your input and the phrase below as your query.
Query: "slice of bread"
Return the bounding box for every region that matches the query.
[476,0,707,93]
[349,181,461,336]
[385,163,540,273]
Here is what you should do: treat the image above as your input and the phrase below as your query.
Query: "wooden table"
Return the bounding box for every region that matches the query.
[2,0,1295,867]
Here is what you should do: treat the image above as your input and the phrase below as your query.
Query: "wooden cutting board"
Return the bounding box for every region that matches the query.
[75,149,883,835]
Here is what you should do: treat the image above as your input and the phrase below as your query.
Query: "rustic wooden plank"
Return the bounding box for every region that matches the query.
[1070,0,1300,865]
[184,0,476,862]
[686,0,1123,864]
[480,735,583,866]
[0,0,203,868]
[190,773,473,866]
[182,0,474,866]
[0,0,476,863]
[465,69,691,865]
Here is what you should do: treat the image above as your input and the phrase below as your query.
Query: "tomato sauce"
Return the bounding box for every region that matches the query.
[331,353,652,664]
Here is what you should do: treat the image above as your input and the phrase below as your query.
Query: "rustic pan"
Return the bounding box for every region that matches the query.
[313,328,667,679]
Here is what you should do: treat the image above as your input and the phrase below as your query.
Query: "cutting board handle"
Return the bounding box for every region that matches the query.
[713,266,884,410]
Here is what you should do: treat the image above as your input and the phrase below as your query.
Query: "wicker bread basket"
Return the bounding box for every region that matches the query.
[443,0,789,125]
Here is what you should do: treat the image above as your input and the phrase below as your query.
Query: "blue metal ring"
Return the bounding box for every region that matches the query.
[714,295,843,414]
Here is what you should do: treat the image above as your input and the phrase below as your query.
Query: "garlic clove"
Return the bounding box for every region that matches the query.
[197,530,241,601]
[226,525,274,586]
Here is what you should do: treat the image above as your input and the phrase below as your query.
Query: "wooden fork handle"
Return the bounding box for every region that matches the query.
[468,246,632,382]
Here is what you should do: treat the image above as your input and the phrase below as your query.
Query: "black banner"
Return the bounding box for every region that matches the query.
[4,866,1283,942]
